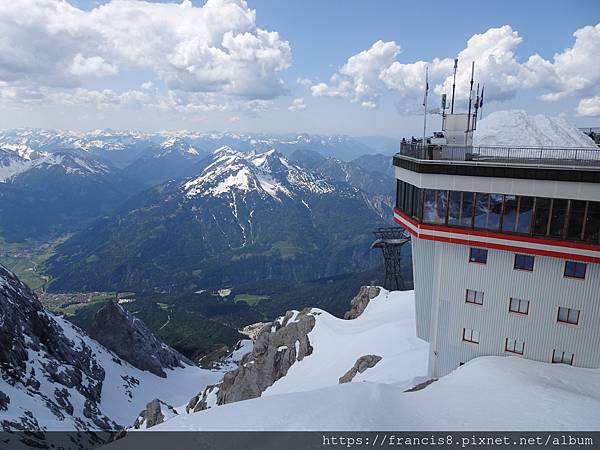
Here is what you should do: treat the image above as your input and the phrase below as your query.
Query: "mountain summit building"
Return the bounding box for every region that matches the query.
[394,115,600,378]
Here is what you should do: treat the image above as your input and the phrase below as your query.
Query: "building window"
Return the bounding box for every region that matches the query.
[549,199,568,238]
[462,328,480,344]
[552,350,574,365]
[514,254,534,271]
[505,338,525,355]
[469,247,488,264]
[584,201,600,243]
[502,195,518,232]
[465,289,484,305]
[423,189,448,225]
[509,298,529,315]
[532,197,551,236]
[564,261,586,279]
[567,200,587,241]
[557,307,580,325]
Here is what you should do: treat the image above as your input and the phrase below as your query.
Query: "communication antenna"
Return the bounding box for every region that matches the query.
[450,58,458,114]
[466,61,475,133]
[479,85,485,120]
[473,83,480,130]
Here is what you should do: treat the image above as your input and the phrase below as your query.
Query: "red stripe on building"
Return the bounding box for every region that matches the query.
[392,214,600,264]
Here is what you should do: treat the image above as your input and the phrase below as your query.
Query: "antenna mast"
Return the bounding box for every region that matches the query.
[450,58,458,114]
[473,83,480,130]
[422,66,429,151]
[466,61,475,133]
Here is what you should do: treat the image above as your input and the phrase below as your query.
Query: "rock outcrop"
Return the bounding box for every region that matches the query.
[132,399,178,429]
[0,264,116,432]
[338,354,382,384]
[89,300,190,377]
[344,286,380,319]
[187,308,316,413]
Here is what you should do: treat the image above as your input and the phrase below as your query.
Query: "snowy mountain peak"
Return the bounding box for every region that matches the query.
[158,138,200,157]
[182,148,335,200]
[35,152,111,176]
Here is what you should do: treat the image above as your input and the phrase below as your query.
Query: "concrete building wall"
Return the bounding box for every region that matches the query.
[415,238,600,378]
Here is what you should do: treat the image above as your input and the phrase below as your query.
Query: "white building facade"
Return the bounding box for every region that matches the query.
[393,144,600,378]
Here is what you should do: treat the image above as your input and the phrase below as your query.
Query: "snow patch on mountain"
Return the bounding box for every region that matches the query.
[263,289,428,396]
[152,356,600,431]
[0,149,31,182]
[157,138,200,158]
[0,264,221,431]
[474,110,598,148]
[182,147,335,200]
[150,289,600,432]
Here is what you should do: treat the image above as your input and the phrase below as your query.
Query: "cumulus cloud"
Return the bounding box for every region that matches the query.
[312,23,600,112]
[68,54,118,76]
[311,40,400,108]
[577,96,600,117]
[296,77,313,87]
[0,0,291,110]
[288,97,306,111]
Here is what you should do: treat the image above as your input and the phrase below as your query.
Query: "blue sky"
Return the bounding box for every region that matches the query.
[1,0,599,136]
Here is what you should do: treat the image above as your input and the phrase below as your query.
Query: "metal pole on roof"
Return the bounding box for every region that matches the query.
[450,58,458,114]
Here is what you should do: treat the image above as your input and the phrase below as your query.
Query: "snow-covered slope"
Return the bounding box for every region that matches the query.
[151,289,600,431]
[0,265,221,431]
[264,289,428,396]
[153,356,600,431]
[474,110,598,148]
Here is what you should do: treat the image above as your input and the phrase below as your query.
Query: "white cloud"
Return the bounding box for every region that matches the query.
[296,77,313,87]
[0,0,291,109]
[68,54,118,76]
[577,96,600,117]
[288,97,306,111]
[140,81,154,90]
[311,40,400,108]
[312,23,600,112]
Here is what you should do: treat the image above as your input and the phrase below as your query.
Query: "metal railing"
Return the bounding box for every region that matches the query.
[398,142,600,168]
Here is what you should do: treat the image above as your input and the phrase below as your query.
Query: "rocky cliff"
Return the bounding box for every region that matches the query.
[0,264,115,431]
[0,264,219,436]
[186,308,316,413]
[90,300,191,378]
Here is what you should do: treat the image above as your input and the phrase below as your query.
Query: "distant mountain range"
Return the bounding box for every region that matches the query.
[45,147,391,292]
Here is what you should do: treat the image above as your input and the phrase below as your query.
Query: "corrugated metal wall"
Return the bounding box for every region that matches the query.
[412,238,434,341]
[413,238,600,378]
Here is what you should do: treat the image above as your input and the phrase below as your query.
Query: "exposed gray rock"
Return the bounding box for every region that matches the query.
[344,286,380,319]
[132,398,178,429]
[89,300,191,378]
[339,354,382,384]
[404,379,437,392]
[0,264,116,432]
[186,384,220,413]
[0,391,9,411]
[187,308,316,412]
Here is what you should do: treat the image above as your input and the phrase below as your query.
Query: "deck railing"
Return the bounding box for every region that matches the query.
[398,142,600,167]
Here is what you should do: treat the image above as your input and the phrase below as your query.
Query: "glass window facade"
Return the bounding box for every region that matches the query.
[395,180,600,245]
